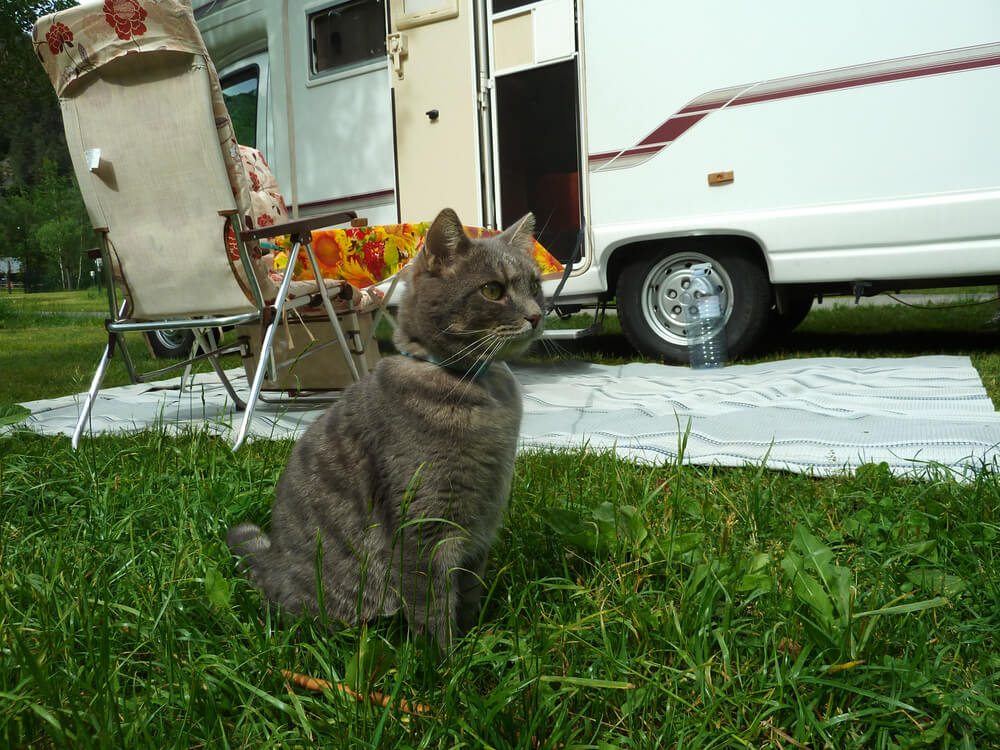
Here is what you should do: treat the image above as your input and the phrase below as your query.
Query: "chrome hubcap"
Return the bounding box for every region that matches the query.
[639,252,733,346]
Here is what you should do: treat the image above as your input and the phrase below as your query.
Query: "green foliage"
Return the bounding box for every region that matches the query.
[2,2,95,292]
[0,401,30,426]
[1,1,77,185]
[543,500,649,556]
[225,91,258,149]
[1,159,93,292]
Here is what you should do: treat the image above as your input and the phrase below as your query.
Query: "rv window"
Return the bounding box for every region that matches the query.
[220,67,259,149]
[310,0,386,76]
[493,0,534,12]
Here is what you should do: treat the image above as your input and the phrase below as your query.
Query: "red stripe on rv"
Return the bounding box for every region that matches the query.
[731,53,1000,108]
[638,113,707,147]
[590,43,1000,169]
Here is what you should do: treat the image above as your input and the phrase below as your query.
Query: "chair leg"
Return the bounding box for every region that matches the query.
[71,332,116,450]
[232,242,303,450]
[118,330,139,385]
[72,298,131,449]
[179,329,200,393]
[193,328,247,410]
[231,310,285,450]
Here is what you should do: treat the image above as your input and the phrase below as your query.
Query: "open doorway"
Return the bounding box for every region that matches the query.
[494,59,581,263]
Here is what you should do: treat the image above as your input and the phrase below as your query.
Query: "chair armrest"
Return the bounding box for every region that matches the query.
[240,210,357,242]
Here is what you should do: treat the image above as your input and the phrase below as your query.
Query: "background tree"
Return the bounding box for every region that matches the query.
[1,1,87,291]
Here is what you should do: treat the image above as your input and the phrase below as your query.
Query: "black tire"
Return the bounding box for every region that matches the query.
[768,290,814,338]
[616,243,772,364]
[146,327,219,359]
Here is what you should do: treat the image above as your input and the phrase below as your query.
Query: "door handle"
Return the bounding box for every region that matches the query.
[387,32,408,80]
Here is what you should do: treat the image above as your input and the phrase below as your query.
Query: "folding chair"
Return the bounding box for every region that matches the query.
[34,0,372,450]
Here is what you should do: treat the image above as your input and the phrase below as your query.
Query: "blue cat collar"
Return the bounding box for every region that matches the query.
[399,350,491,378]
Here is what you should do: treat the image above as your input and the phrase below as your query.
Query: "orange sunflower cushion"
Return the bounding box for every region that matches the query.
[269,222,564,290]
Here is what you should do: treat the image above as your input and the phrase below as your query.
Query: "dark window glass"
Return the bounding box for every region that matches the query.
[493,0,534,13]
[310,0,386,76]
[221,66,259,148]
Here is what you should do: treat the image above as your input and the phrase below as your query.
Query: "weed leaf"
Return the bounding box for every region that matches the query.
[0,401,30,426]
[204,566,232,609]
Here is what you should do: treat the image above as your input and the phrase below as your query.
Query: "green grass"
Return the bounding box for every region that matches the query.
[1,433,998,747]
[2,288,108,313]
[2,291,1000,746]
[0,291,241,404]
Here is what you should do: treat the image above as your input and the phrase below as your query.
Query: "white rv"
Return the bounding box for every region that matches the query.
[195,0,1000,364]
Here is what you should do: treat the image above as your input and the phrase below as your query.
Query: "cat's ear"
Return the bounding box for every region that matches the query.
[499,212,536,256]
[421,208,470,274]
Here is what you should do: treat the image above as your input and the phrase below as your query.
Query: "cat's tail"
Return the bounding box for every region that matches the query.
[226,522,271,574]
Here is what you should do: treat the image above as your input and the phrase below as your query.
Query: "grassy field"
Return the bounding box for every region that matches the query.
[1,290,999,747]
[1,288,111,313]
[0,291,242,405]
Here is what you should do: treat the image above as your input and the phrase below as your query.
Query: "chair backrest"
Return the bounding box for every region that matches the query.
[35,0,256,318]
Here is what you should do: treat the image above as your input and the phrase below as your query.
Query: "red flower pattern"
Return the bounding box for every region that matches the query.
[267,191,288,216]
[103,0,148,41]
[45,22,73,55]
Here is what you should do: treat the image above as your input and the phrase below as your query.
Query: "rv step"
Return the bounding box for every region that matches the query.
[542,328,593,340]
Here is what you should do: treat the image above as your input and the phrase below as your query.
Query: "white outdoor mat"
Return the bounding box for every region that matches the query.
[9,355,1000,478]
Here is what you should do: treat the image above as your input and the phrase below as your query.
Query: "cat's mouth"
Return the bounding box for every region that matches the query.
[486,321,545,357]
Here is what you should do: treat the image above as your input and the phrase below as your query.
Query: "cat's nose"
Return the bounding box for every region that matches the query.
[526,313,541,329]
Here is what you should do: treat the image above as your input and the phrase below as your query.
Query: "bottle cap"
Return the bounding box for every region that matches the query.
[691,262,712,276]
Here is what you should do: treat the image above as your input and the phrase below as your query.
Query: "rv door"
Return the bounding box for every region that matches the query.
[388,0,486,224]
[487,0,584,263]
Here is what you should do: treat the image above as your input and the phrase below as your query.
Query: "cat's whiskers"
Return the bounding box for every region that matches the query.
[444,335,509,400]
[459,346,502,395]
[440,323,492,336]
[443,325,530,374]
[436,332,497,368]
[540,337,573,361]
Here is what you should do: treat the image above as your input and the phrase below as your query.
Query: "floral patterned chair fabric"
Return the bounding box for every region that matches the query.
[270,224,565,292]
[228,146,378,311]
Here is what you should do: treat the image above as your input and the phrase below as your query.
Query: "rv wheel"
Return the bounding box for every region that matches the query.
[616,246,771,364]
[146,328,219,359]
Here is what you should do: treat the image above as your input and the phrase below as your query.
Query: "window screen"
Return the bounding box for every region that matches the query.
[310,0,386,76]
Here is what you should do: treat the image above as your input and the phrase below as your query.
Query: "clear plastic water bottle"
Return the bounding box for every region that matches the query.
[686,262,728,369]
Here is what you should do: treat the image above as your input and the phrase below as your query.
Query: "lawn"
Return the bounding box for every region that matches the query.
[1,290,999,747]
[2,287,111,313]
[0,290,241,404]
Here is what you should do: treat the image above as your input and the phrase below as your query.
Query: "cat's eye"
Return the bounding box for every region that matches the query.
[530,280,541,296]
[481,281,505,300]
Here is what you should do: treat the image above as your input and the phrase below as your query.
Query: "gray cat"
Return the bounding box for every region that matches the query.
[226,207,544,654]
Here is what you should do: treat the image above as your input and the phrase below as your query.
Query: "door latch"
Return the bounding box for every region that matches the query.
[387,32,408,80]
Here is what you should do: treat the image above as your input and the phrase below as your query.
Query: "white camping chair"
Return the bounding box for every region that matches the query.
[34,0,373,449]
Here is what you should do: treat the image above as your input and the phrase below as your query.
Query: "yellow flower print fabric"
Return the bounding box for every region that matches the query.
[271,224,564,290]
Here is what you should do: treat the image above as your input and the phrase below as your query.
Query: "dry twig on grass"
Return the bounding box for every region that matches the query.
[279,669,435,717]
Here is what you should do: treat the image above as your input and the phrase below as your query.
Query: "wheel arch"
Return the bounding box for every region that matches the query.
[604,233,771,302]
